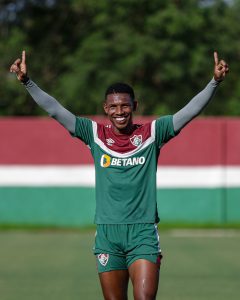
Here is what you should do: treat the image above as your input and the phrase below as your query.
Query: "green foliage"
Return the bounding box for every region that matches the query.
[1,0,240,116]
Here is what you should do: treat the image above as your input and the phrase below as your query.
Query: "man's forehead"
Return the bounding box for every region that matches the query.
[106,93,132,103]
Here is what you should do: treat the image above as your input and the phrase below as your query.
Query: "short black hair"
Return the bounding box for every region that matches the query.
[105,82,135,101]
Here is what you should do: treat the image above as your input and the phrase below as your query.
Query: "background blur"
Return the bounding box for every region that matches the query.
[1,0,240,117]
[1,1,240,300]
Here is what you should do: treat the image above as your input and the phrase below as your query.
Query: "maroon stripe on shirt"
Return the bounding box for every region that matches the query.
[96,122,152,153]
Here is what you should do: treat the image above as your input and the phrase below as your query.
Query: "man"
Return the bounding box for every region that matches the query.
[10,51,228,300]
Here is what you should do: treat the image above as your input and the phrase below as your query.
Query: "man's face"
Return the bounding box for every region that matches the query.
[104,93,137,134]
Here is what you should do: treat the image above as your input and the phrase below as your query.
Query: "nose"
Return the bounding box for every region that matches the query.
[115,105,124,115]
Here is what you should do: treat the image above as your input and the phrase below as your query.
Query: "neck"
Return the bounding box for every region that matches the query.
[113,123,135,135]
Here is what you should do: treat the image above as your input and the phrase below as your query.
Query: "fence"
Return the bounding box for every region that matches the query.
[0,116,240,226]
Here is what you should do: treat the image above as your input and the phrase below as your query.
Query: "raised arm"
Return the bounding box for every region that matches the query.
[173,52,229,132]
[9,51,76,133]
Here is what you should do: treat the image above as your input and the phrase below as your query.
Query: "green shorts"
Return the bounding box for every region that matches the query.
[93,223,162,273]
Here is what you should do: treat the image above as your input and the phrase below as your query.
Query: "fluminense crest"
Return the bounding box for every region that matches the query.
[98,253,109,266]
[130,135,142,147]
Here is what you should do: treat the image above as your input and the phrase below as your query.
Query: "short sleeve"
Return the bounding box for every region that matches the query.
[155,115,179,148]
[73,117,94,146]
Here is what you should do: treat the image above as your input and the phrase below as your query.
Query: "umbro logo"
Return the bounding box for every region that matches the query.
[106,138,115,146]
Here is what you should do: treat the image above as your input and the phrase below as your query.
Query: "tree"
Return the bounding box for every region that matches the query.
[2,0,240,116]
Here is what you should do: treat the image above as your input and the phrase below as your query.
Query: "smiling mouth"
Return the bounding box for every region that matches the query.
[114,117,128,124]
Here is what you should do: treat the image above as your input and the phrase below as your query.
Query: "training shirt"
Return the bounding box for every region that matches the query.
[24,78,220,224]
[74,115,177,224]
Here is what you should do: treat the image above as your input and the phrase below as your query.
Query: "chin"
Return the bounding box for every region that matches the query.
[117,125,128,131]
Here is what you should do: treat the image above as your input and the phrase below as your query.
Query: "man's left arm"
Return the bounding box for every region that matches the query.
[173,51,229,132]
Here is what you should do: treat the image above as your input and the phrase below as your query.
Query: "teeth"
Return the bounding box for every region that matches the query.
[116,117,125,121]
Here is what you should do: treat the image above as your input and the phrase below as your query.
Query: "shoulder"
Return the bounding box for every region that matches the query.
[155,115,174,131]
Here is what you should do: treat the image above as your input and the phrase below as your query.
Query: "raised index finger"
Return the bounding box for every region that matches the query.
[214,51,219,66]
[22,50,26,64]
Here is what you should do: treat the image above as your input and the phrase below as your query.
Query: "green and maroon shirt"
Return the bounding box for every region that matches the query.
[74,115,177,224]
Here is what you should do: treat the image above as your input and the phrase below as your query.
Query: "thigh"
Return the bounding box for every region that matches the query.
[96,254,129,299]
[128,259,160,300]
[99,270,129,300]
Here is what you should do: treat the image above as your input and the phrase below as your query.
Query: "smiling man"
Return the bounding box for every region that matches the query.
[104,82,137,134]
[10,51,228,300]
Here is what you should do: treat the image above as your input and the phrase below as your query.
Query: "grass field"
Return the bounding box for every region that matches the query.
[0,229,239,300]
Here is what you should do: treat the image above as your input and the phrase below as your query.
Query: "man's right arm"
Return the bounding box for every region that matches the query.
[10,50,76,133]
[24,79,76,133]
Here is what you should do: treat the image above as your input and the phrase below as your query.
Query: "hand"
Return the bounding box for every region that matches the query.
[9,50,28,82]
[213,51,229,82]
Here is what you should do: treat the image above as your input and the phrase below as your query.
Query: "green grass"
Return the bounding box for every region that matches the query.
[1,222,240,231]
[0,229,239,300]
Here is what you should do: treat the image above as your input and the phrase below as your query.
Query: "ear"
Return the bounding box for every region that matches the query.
[133,100,138,112]
[103,102,108,114]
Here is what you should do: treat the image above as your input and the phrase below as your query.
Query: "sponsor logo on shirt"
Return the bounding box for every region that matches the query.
[100,154,145,168]
[100,154,112,167]
[130,135,142,147]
